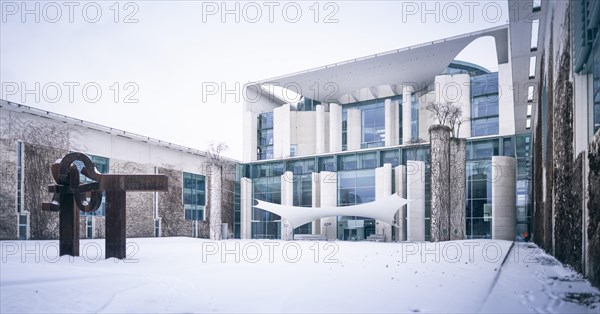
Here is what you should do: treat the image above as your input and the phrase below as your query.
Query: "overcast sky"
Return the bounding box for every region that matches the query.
[1,1,509,160]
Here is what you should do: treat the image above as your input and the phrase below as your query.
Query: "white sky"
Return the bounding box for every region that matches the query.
[0,1,509,160]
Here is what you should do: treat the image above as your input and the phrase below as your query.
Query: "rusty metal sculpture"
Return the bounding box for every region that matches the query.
[43,152,168,259]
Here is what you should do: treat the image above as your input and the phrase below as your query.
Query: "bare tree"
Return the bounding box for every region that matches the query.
[426,102,466,138]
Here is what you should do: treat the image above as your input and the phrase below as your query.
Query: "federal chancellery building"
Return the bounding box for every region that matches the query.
[235,23,531,242]
[1,0,599,285]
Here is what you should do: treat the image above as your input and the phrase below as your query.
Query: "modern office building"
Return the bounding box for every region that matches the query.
[0,100,237,241]
[236,24,534,242]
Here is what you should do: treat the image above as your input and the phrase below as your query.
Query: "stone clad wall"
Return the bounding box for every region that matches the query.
[551,11,581,271]
[588,132,600,287]
[0,102,237,240]
[0,139,18,239]
[157,167,192,237]
[23,143,65,240]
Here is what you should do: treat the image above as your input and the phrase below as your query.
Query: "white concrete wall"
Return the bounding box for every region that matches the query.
[395,165,407,241]
[498,62,516,136]
[573,73,591,153]
[240,177,252,239]
[375,163,393,242]
[292,111,316,157]
[316,105,325,154]
[273,104,291,159]
[406,160,425,241]
[243,110,258,162]
[281,171,294,240]
[419,91,436,140]
[329,103,342,153]
[434,74,471,138]
[492,156,516,241]
[347,108,362,151]
[320,171,337,240]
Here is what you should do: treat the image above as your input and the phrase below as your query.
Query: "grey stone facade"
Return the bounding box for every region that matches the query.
[0,101,237,241]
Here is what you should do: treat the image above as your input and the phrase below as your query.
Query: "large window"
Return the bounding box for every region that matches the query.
[341,95,402,150]
[411,94,419,140]
[293,174,313,234]
[257,112,274,160]
[471,73,499,137]
[465,139,500,238]
[183,172,205,220]
[252,176,281,239]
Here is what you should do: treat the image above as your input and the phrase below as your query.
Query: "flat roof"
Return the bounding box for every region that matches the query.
[247,25,509,103]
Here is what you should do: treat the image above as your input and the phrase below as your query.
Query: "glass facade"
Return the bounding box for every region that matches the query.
[296,97,320,111]
[239,135,532,241]
[18,213,27,240]
[515,134,532,236]
[183,172,206,221]
[288,158,315,234]
[466,139,499,238]
[257,112,274,160]
[341,95,402,150]
[336,151,378,240]
[411,94,419,140]
[471,73,500,137]
[250,162,284,239]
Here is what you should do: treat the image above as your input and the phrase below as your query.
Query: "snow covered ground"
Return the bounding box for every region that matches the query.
[1,238,598,313]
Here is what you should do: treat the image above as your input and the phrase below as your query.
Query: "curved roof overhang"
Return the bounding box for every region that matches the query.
[246,25,508,103]
[254,194,408,228]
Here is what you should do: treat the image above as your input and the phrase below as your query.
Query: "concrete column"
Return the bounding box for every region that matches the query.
[449,138,466,240]
[384,98,397,146]
[274,104,291,158]
[573,73,590,154]
[406,160,425,241]
[281,171,294,240]
[240,177,253,239]
[320,171,337,240]
[329,103,342,152]
[429,125,451,242]
[395,165,407,241]
[375,163,393,242]
[492,156,516,240]
[347,108,361,151]
[402,85,414,144]
[243,111,258,162]
[498,63,514,137]
[311,172,321,234]
[316,104,325,154]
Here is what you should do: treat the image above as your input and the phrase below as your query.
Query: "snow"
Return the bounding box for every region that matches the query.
[1,238,598,313]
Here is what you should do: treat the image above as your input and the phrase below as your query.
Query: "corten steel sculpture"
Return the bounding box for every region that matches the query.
[42,152,168,259]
